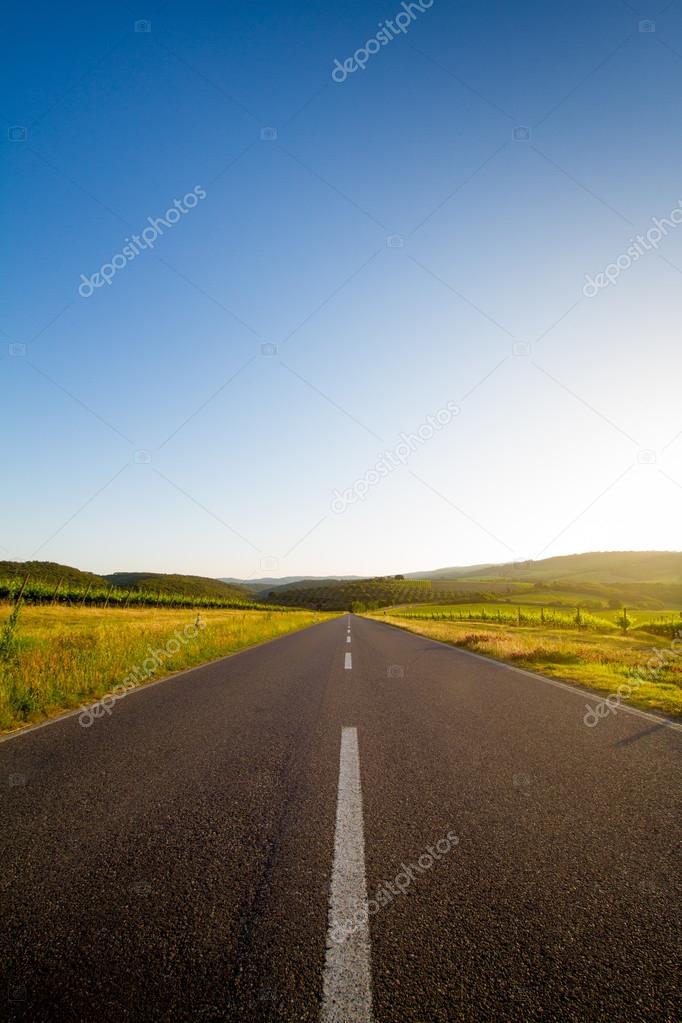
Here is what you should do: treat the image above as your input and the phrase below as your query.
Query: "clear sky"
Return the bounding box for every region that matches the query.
[3,0,682,580]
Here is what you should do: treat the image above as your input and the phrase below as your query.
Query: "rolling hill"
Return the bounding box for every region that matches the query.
[0,563,253,603]
[410,551,682,585]
[0,561,108,587]
[4,553,681,612]
[261,552,682,611]
[220,575,363,590]
[104,573,250,600]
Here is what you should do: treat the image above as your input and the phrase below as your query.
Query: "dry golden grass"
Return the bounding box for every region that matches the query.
[0,604,334,732]
[371,614,682,717]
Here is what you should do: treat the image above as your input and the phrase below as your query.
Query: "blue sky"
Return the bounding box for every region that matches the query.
[3,0,682,579]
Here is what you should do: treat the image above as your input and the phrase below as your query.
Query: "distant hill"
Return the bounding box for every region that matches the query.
[470,551,682,585]
[405,564,497,580]
[0,562,253,603]
[220,575,363,590]
[408,552,682,584]
[3,553,681,612]
[263,577,435,611]
[0,561,108,587]
[261,552,682,611]
[105,573,250,600]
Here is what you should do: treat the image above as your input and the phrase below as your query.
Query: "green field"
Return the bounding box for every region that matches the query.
[388,601,682,634]
[0,603,334,733]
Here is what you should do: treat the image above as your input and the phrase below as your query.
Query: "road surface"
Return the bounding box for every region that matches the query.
[1,614,680,1022]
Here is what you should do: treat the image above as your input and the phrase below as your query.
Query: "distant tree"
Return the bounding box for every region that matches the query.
[615,608,631,633]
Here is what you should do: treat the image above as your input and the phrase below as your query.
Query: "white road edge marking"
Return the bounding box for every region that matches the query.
[344,652,352,669]
[320,727,373,1023]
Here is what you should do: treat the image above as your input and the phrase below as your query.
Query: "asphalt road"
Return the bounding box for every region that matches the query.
[1,614,680,1022]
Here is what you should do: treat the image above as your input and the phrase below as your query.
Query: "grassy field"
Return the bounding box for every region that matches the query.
[370,610,682,717]
[0,603,334,733]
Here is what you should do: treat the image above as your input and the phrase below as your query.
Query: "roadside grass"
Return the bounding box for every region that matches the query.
[369,613,682,718]
[0,604,334,733]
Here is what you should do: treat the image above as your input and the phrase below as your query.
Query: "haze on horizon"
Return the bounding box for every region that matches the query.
[3,1,682,580]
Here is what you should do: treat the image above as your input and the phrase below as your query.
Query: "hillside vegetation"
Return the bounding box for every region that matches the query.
[0,563,269,610]
[261,577,436,611]
[104,572,249,600]
[412,551,682,585]
[0,561,107,587]
[5,552,682,613]
[263,552,682,611]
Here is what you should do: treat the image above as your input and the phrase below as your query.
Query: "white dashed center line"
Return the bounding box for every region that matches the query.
[320,727,373,1023]
[344,652,352,670]
[346,636,351,643]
